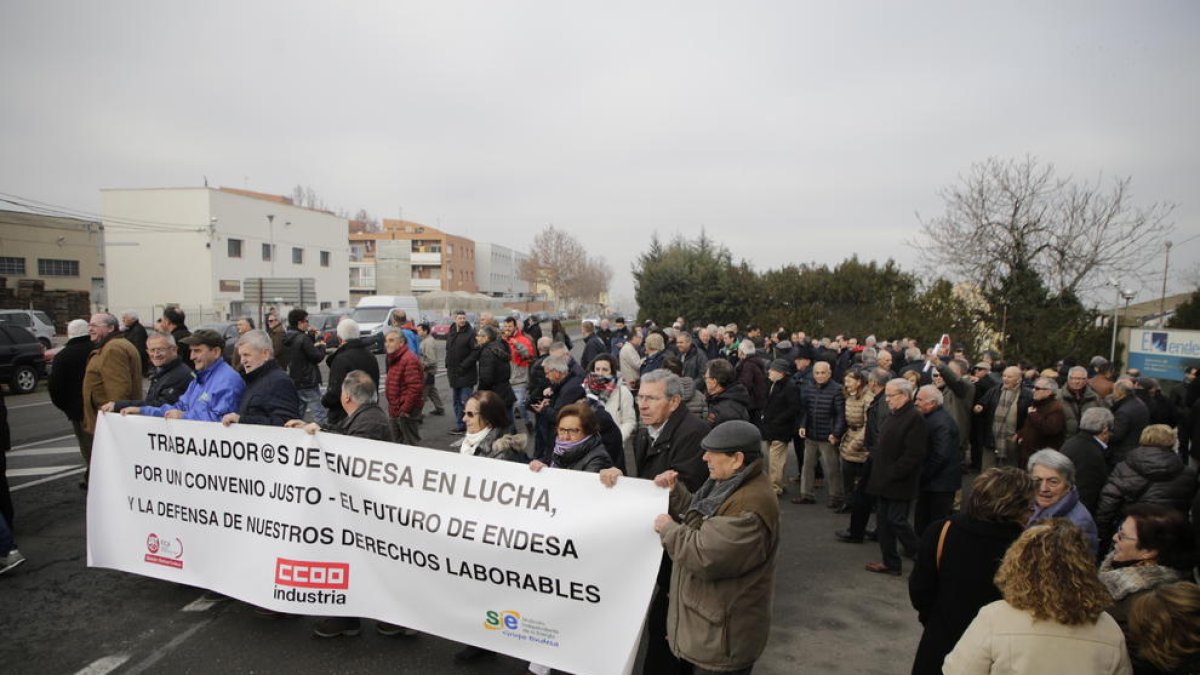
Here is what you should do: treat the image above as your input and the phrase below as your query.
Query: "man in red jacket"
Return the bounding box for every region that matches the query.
[385,328,424,445]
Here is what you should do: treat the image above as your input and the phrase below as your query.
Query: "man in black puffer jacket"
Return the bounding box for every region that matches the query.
[283,309,326,425]
[322,319,379,427]
[108,330,193,413]
[222,330,299,428]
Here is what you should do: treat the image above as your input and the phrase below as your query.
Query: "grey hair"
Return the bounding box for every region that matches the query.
[1079,407,1114,435]
[1068,366,1088,378]
[342,370,378,406]
[738,339,755,355]
[337,318,360,341]
[548,341,569,356]
[917,384,943,406]
[870,367,891,387]
[146,329,175,346]
[536,336,552,351]
[861,346,878,362]
[543,355,570,374]
[581,320,595,335]
[1115,378,1136,396]
[1035,377,1059,396]
[96,313,119,330]
[1027,448,1076,487]
[676,331,693,344]
[887,378,914,399]
[905,346,922,361]
[121,309,140,321]
[640,369,683,399]
[236,329,273,354]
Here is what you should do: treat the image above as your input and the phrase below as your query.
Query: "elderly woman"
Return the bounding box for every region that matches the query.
[909,467,1034,675]
[1128,582,1200,675]
[1027,449,1099,555]
[529,402,613,474]
[943,518,1132,675]
[585,353,636,442]
[457,390,526,463]
[1096,424,1197,544]
[1099,504,1194,639]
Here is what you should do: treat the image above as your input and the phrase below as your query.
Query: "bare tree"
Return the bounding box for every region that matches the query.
[289,184,329,211]
[914,156,1174,299]
[353,208,380,231]
[520,225,610,305]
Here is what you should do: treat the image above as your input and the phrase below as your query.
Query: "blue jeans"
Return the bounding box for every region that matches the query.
[297,387,327,426]
[452,387,473,431]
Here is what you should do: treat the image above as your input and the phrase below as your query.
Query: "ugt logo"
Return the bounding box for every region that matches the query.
[483,609,521,631]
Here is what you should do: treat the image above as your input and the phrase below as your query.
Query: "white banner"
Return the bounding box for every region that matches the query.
[87,413,666,675]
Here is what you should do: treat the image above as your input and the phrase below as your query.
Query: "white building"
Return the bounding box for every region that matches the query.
[474,242,531,298]
[101,187,350,324]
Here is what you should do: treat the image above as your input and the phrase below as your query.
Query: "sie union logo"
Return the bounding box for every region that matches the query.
[274,558,350,590]
[483,609,521,631]
[144,532,184,569]
[146,533,160,554]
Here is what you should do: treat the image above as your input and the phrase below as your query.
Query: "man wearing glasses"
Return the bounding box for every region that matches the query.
[79,313,143,487]
[103,331,193,413]
[1015,377,1067,467]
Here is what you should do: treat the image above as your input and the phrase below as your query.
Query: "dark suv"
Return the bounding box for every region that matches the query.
[0,325,47,394]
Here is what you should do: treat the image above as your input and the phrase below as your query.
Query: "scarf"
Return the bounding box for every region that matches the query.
[459,427,492,456]
[1098,551,1181,601]
[551,435,594,468]
[687,461,757,518]
[585,373,616,400]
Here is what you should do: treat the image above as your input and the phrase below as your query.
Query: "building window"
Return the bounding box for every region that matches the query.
[38,258,80,277]
[320,251,330,267]
[0,257,26,275]
[262,243,272,261]
[228,238,243,258]
[292,247,303,264]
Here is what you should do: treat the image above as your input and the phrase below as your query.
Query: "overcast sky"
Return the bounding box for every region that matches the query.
[2,1,1197,311]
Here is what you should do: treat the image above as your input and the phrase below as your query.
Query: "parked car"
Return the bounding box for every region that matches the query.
[0,309,57,348]
[0,325,47,394]
[430,317,453,340]
[308,311,352,350]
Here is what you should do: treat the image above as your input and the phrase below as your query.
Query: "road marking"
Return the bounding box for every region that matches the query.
[181,595,222,612]
[11,434,75,450]
[73,654,130,675]
[8,445,77,458]
[11,466,85,491]
[7,465,85,477]
[121,618,214,675]
[6,400,55,410]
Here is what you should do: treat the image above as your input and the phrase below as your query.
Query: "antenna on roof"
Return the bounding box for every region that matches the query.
[203,176,209,187]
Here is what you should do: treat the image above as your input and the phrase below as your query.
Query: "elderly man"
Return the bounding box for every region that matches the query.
[415,322,446,417]
[226,316,255,370]
[221,330,299,428]
[122,329,244,421]
[674,331,708,389]
[761,359,803,496]
[864,378,928,576]
[836,367,892,543]
[913,385,961,536]
[928,354,974,469]
[322,319,379,427]
[49,319,93,465]
[649,420,779,674]
[384,328,424,445]
[703,358,751,428]
[1015,376,1067,466]
[1089,356,1115,400]
[1108,377,1149,468]
[796,360,847,507]
[121,310,150,375]
[531,355,585,462]
[973,366,1030,469]
[105,330,193,413]
[619,331,644,391]
[1058,406,1113,515]
[1060,366,1103,437]
[80,313,143,485]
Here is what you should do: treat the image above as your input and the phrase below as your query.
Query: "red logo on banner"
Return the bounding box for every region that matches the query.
[274,558,350,590]
[145,533,184,569]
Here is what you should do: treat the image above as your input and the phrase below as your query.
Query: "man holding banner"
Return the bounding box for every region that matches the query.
[121,329,244,422]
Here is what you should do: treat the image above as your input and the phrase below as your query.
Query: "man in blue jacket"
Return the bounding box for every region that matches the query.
[123,329,244,421]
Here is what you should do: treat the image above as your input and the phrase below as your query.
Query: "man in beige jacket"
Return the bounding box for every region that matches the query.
[80,313,142,487]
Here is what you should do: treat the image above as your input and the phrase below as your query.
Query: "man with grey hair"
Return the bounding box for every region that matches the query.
[973,365,1031,469]
[1058,406,1113,514]
[322,318,379,426]
[120,309,149,375]
[415,322,445,417]
[531,354,584,462]
[1060,365,1103,437]
[1107,377,1148,468]
[674,330,708,388]
[221,330,299,428]
[926,353,974,469]
[796,359,845,506]
[864,378,927,575]
[913,384,960,536]
[103,330,191,413]
[80,313,143,486]
[1015,376,1066,466]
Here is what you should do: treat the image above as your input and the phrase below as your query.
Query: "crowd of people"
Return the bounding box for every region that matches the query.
[4,306,1200,675]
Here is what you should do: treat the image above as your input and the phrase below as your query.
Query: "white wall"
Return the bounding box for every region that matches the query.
[475,242,529,296]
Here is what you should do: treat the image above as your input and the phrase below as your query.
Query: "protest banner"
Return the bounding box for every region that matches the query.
[1127,328,1200,382]
[87,413,666,675]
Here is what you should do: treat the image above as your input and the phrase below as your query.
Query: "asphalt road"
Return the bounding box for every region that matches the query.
[2,339,923,675]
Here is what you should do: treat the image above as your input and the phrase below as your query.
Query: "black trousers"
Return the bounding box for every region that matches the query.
[846,457,876,537]
[914,491,955,538]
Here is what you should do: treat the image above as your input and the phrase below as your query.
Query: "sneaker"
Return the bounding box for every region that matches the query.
[0,549,26,575]
[313,617,362,638]
[376,622,418,637]
[454,645,495,662]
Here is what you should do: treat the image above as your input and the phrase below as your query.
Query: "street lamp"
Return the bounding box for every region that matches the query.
[1110,284,1136,364]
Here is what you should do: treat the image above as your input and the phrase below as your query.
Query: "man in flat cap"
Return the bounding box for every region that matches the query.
[122,329,244,421]
[650,419,780,674]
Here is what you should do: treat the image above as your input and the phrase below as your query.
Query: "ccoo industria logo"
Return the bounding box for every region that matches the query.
[145,532,184,569]
[272,558,350,606]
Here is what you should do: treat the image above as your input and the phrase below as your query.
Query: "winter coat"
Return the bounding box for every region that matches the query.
[736,356,768,414]
[866,401,928,501]
[385,343,424,418]
[1091,373,1116,400]
[142,358,244,422]
[760,377,803,442]
[634,403,710,491]
[124,320,149,374]
[322,338,379,426]
[282,328,323,390]
[1059,432,1110,515]
[704,382,751,428]
[595,382,636,441]
[943,600,1131,675]
[268,323,287,369]
[1098,552,1183,639]
[1028,486,1099,556]
[113,358,192,412]
[800,379,847,441]
[1061,385,1104,437]
[445,322,478,389]
[580,334,607,370]
[237,360,300,427]
[619,341,643,387]
[976,384,1032,450]
[170,325,193,369]
[333,403,395,442]
[1017,396,1066,464]
[934,362,974,457]
[476,340,515,410]
[471,427,528,463]
[908,513,1025,675]
[522,317,543,345]
[1110,394,1150,467]
[82,333,144,434]
[640,351,665,376]
[678,376,708,419]
[679,347,708,387]
[921,407,962,493]
[1096,445,1197,541]
[548,434,612,473]
[660,459,779,672]
[504,328,535,387]
[840,388,873,463]
[49,335,93,421]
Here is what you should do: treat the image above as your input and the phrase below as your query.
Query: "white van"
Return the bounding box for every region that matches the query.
[351,295,421,349]
[0,309,56,347]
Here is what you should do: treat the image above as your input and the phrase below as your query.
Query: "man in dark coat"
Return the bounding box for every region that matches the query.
[702,358,751,428]
[1059,406,1113,515]
[761,359,803,496]
[579,320,607,370]
[973,366,1030,470]
[914,385,961,537]
[522,314,543,346]
[160,307,192,369]
[49,319,94,462]
[283,309,326,426]
[531,355,584,462]
[865,378,928,576]
[107,330,192,413]
[221,330,299,428]
[797,360,847,506]
[1015,376,1067,467]
[445,310,477,433]
[674,331,708,389]
[322,319,379,427]
[735,341,768,421]
[1109,377,1149,468]
[120,311,150,375]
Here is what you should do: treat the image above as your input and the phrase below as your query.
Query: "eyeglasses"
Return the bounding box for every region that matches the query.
[556,426,584,437]
[1115,529,1138,543]
[1034,386,1054,391]
[464,411,478,418]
